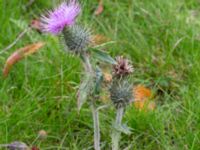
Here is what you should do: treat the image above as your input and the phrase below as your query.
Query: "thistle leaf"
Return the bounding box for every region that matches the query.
[113,123,132,135]
[77,74,93,111]
[94,67,103,95]
[90,48,116,64]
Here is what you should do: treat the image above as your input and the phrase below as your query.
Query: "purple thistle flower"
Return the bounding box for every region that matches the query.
[41,0,81,35]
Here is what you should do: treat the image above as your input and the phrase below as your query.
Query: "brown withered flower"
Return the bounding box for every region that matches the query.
[113,56,133,77]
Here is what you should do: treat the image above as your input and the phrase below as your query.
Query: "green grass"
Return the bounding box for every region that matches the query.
[0,0,200,149]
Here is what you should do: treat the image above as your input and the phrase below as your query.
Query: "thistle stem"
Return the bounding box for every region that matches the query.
[112,107,124,150]
[91,102,101,150]
[82,52,101,150]
[82,52,93,74]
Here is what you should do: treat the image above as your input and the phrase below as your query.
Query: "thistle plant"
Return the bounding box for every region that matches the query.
[41,1,116,150]
[110,56,134,150]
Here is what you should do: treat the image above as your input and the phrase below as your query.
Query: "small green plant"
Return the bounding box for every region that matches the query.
[40,1,117,150]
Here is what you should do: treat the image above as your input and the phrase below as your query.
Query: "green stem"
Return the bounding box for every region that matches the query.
[82,52,93,74]
[112,107,124,150]
[82,52,101,150]
[91,102,101,150]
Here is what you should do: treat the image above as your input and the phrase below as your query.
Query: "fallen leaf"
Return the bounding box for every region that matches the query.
[94,0,104,16]
[133,85,155,110]
[3,42,45,77]
[91,34,110,46]
[6,141,30,150]
[103,72,112,83]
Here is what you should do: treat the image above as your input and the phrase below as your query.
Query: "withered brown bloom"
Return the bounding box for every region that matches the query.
[113,56,133,77]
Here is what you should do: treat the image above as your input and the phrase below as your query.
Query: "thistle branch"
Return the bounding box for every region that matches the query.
[81,52,101,150]
[82,52,93,74]
[112,107,124,150]
[91,101,101,150]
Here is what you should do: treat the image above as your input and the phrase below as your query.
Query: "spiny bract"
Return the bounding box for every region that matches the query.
[62,25,91,54]
[110,78,133,109]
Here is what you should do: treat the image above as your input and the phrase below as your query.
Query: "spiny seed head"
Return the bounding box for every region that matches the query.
[110,79,133,109]
[61,25,91,54]
[113,56,134,78]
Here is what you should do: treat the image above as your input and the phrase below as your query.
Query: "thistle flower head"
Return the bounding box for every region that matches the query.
[110,79,133,109]
[113,56,133,77]
[41,0,81,35]
[61,25,91,54]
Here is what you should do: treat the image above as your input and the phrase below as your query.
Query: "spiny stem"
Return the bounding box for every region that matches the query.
[82,52,101,150]
[82,52,93,74]
[91,102,101,150]
[112,107,124,150]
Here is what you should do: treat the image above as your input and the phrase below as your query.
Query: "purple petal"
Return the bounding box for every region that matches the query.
[41,0,81,35]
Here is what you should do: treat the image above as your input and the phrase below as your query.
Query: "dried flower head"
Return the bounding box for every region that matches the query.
[110,79,133,109]
[61,25,91,54]
[38,129,47,140]
[113,56,133,77]
[41,0,81,35]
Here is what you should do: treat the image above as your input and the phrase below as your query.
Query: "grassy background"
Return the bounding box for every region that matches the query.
[0,0,200,149]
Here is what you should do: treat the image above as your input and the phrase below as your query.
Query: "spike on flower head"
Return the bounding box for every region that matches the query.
[113,56,133,77]
[41,0,81,35]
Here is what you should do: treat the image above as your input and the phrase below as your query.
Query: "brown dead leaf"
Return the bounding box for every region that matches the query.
[103,72,112,83]
[30,19,42,33]
[91,34,110,46]
[94,0,104,16]
[133,85,155,111]
[99,63,112,83]
[3,42,45,77]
